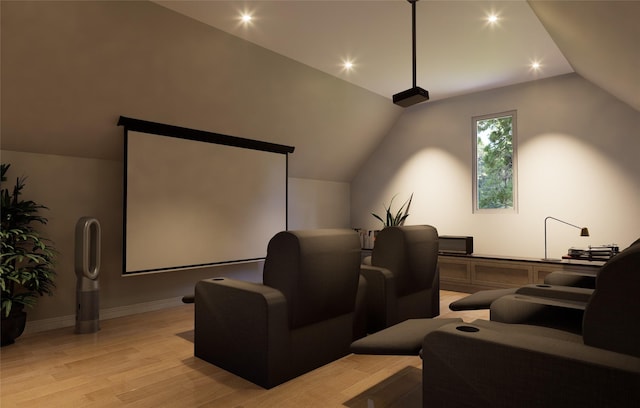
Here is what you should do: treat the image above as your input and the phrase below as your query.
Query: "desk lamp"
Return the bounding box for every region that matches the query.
[544,216,589,261]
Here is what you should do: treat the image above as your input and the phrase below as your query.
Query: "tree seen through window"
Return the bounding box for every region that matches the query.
[474,112,517,211]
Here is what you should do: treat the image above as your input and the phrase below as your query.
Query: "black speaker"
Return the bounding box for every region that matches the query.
[439,235,473,255]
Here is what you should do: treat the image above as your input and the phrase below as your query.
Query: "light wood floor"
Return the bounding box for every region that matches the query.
[0,290,488,408]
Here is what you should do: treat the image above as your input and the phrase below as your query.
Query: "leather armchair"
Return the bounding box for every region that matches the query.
[449,274,597,312]
[490,238,640,333]
[194,229,365,389]
[360,225,440,333]
[421,320,640,407]
[421,239,640,407]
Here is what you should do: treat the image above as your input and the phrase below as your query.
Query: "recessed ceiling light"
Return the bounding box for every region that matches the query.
[341,58,355,72]
[531,61,541,70]
[482,11,502,29]
[240,13,252,24]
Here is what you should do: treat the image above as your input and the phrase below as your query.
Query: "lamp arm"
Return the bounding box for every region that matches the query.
[544,216,589,260]
[545,216,582,230]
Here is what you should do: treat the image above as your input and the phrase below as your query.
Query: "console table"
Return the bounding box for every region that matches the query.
[439,253,604,293]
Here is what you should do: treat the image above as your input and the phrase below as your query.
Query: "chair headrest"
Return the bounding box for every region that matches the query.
[372,225,439,295]
[263,229,361,329]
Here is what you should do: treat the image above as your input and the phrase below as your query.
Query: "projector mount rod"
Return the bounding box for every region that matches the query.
[411,0,418,88]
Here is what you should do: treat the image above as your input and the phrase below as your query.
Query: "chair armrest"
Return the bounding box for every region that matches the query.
[490,293,587,333]
[194,278,289,387]
[544,270,597,288]
[516,284,593,303]
[360,265,397,332]
[353,275,368,340]
[422,321,640,407]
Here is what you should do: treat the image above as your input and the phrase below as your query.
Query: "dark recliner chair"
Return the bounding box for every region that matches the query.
[488,238,640,333]
[448,242,634,314]
[351,239,640,406]
[360,225,440,333]
[421,238,640,407]
[447,257,603,334]
[194,229,366,389]
[449,272,597,312]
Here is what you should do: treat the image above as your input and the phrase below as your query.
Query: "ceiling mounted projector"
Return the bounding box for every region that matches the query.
[393,87,429,107]
[393,0,429,107]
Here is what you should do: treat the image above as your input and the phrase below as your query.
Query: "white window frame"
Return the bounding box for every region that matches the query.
[472,110,518,214]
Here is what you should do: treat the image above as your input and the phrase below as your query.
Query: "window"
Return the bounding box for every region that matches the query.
[472,111,518,213]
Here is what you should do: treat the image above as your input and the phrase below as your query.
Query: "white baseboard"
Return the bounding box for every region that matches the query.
[24,297,185,335]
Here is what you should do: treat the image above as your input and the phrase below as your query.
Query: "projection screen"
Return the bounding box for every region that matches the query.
[118,117,294,275]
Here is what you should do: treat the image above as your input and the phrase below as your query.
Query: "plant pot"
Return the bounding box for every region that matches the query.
[1,308,27,346]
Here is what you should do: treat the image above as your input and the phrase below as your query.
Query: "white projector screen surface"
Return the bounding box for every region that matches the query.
[121,118,293,275]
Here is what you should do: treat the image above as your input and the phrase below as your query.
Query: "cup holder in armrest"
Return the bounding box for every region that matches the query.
[535,284,552,288]
[456,325,480,333]
[212,277,224,281]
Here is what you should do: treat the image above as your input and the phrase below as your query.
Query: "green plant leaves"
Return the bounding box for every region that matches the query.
[1,163,56,318]
[371,193,413,227]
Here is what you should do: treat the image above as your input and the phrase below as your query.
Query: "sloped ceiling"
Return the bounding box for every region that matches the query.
[528,0,640,112]
[156,0,638,111]
[2,1,637,186]
[155,0,573,103]
[150,0,639,184]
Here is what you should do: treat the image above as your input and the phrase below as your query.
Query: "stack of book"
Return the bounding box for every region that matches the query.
[567,245,620,261]
[353,228,380,250]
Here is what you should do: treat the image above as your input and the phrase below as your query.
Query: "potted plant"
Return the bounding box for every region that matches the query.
[1,163,56,346]
[372,193,413,227]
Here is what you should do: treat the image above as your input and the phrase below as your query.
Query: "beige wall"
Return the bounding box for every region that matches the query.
[1,0,368,328]
[288,178,350,230]
[0,0,398,182]
[352,73,640,259]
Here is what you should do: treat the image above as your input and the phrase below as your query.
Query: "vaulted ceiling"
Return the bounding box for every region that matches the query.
[2,1,637,185]
[527,0,639,112]
[155,0,639,111]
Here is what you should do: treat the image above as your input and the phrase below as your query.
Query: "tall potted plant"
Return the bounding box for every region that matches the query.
[1,163,56,346]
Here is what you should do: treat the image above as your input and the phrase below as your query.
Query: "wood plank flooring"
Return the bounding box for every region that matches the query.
[0,291,488,407]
